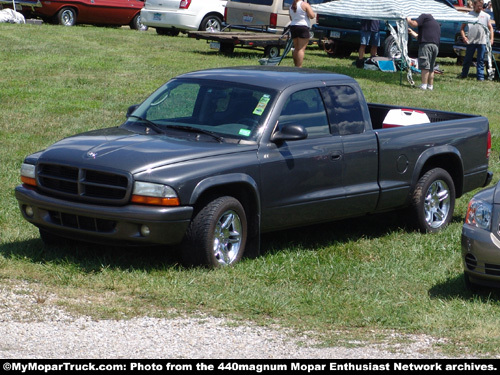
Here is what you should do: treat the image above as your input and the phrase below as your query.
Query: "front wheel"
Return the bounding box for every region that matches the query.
[181,196,247,268]
[383,35,401,59]
[412,168,455,233]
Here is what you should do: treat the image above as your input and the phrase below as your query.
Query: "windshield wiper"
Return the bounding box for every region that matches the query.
[165,124,225,143]
[128,115,166,135]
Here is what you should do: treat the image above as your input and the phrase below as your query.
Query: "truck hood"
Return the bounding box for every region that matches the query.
[36,127,257,174]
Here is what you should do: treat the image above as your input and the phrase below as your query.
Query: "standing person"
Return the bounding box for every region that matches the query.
[356,20,381,68]
[458,0,494,81]
[289,0,316,68]
[407,14,441,90]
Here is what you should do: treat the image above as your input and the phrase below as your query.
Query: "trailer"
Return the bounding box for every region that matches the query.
[188,30,291,58]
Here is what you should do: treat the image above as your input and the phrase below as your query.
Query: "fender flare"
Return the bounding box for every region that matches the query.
[189,173,261,258]
[411,145,464,195]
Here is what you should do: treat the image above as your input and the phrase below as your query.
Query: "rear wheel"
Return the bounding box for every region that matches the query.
[130,14,148,31]
[181,196,247,268]
[199,14,222,32]
[412,168,455,233]
[56,7,76,26]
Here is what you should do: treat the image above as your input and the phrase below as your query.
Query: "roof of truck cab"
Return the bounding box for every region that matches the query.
[175,66,357,91]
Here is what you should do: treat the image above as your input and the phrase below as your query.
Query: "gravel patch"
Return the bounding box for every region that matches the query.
[0,280,455,359]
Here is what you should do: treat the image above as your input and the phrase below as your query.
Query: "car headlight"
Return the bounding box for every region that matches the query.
[20,163,36,187]
[131,181,179,206]
[465,198,492,231]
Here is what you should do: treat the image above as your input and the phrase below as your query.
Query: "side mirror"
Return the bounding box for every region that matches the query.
[126,105,139,118]
[271,124,308,143]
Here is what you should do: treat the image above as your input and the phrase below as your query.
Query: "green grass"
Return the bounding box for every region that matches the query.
[2,23,500,357]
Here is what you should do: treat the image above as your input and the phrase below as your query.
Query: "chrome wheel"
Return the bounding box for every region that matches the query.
[412,168,455,233]
[58,8,76,26]
[213,209,243,266]
[424,179,451,229]
[182,196,247,268]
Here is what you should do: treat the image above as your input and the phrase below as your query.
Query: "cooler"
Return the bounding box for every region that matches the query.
[382,109,430,128]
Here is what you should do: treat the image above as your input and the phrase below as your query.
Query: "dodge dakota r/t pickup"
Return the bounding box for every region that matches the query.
[15,66,492,267]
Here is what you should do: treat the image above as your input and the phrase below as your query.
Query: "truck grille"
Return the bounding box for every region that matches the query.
[49,211,116,233]
[37,163,131,204]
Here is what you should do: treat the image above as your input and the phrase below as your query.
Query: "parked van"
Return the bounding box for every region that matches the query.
[224,0,329,33]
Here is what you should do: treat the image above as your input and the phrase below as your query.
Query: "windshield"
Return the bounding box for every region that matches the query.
[128,78,276,142]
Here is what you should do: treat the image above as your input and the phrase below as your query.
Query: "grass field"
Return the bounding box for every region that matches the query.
[1,23,500,357]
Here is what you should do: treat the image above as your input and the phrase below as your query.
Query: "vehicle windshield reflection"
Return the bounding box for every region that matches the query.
[130,79,276,141]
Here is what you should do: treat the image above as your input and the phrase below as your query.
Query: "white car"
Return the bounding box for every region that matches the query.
[141,0,227,36]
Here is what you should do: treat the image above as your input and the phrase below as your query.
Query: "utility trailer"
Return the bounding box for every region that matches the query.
[188,30,290,58]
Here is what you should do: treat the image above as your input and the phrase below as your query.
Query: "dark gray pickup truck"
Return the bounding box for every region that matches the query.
[15,66,492,267]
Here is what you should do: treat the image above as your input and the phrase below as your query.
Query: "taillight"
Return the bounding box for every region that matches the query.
[179,0,191,9]
[487,130,491,159]
[224,7,227,22]
[269,12,277,28]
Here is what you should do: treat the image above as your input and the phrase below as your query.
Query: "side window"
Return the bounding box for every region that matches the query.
[278,89,330,138]
[324,85,366,136]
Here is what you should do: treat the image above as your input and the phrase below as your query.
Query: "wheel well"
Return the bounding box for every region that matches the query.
[418,154,463,197]
[200,12,223,26]
[192,183,260,258]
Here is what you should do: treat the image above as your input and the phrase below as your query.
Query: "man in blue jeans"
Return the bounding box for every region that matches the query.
[459,0,494,81]
[356,19,381,68]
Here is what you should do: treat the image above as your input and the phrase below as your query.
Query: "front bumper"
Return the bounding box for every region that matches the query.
[15,184,193,246]
[462,224,500,288]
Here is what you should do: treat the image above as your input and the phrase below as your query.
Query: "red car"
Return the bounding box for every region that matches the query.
[32,0,146,29]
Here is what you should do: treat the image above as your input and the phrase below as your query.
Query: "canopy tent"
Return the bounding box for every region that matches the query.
[311,0,493,84]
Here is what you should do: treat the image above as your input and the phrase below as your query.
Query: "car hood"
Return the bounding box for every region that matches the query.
[36,127,257,174]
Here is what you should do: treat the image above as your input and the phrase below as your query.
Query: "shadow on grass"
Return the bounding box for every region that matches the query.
[1,210,464,273]
[429,273,500,302]
[0,237,182,274]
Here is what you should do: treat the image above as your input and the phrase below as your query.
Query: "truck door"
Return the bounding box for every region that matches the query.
[258,88,345,231]
[322,85,379,216]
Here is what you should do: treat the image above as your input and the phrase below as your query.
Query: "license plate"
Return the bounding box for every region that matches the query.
[243,15,253,23]
[210,42,220,50]
[153,13,162,21]
[330,31,340,38]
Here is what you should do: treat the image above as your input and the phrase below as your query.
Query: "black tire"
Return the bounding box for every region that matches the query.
[56,7,76,26]
[156,27,180,36]
[383,35,401,59]
[264,45,280,58]
[321,38,352,58]
[130,14,148,31]
[412,168,455,233]
[181,196,247,268]
[199,14,222,32]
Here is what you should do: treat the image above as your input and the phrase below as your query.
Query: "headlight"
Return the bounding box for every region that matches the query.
[465,198,493,231]
[131,181,179,206]
[20,163,36,187]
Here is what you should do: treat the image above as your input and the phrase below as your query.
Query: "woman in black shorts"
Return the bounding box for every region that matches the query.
[289,0,316,67]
